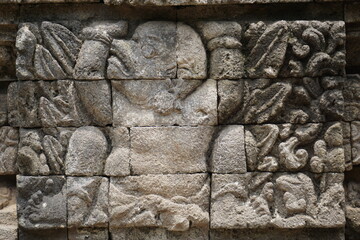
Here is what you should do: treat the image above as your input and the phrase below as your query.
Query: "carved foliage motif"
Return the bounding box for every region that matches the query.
[218,77,344,125]
[245,122,345,173]
[211,172,345,229]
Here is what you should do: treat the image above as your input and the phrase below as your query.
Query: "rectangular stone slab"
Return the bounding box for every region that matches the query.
[0,176,17,240]
[211,172,345,229]
[109,174,210,231]
[110,228,209,240]
[218,78,344,125]
[244,122,345,173]
[130,126,214,174]
[17,176,67,229]
[112,79,217,127]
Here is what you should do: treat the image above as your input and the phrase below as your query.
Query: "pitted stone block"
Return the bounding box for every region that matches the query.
[130,126,214,174]
[109,174,210,231]
[17,176,67,229]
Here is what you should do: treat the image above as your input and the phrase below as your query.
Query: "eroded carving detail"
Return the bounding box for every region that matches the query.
[109,174,210,231]
[0,127,18,174]
[211,173,345,229]
[245,122,345,172]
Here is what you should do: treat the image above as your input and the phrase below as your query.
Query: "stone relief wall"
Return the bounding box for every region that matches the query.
[0,1,360,240]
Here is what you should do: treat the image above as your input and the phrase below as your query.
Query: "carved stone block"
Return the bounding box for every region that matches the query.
[18,128,74,175]
[211,172,345,229]
[351,122,360,167]
[65,127,109,176]
[218,78,344,125]
[243,21,345,78]
[107,21,206,80]
[104,127,130,177]
[111,228,209,240]
[0,127,18,174]
[245,122,345,172]
[197,21,244,80]
[344,74,360,121]
[0,45,15,81]
[130,126,214,174]
[17,176,67,229]
[0,177,17,240]
[68,228,109,240]
[109,174,210,231]
[112,79,217,127]
[0,82,10,126]
[210,125,246,173]
[67,177,109,227]
[8,80,112,127]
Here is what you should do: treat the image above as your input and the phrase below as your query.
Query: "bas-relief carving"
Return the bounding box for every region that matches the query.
[8,80,112,127]
[109,174,210,231]
[218,77,344,125]
[211,172,345,229]
[17,176,67,229]
[15,20,345,81]
[112,79,217,127]
[245,122,345,173]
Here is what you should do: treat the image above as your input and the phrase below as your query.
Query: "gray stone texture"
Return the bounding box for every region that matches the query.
[218,78,344,125]
[109,174,210,231]
[111,228,209,240]
[344,74,360,121]
[17,176,67,229]
[130,126,214,174]
[0,127,18,174]
[211,125,246,173]
[245,122,345,172]
[67,177,109,227]
[112,79,217,127]
[351,122,360,167]
[68,228,109,240]
[8,80,112,127]
[211,172,345,229]
[18,128,73,175]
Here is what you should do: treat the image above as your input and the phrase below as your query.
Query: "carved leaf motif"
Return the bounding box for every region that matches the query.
[243,82,292,124]
[42,135,64,174]
[34,45,67,80]
[41,22,82,76]
[246,21,289,78]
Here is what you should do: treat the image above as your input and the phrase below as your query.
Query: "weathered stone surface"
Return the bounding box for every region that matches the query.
[0,177,17,240]
[65,127,108,176]
[244,21,345,78]
[68,228,109,240]
[211,125,246,173]
[211,172,345,229]
[8,80,111,127]
[344,74,360,121]
[0,82,10,126]
[130,127,214,174]
[211,228,345,240]
[112,79,217,127]
[19,229,67,240]
[0,46,15,81]
[107,21,176,79]
[218,78,344,124]
[111,228,208,240]
[74,21,128,80]
[342,122,352,171]
[104,127,130,177]
[198,21,244,79]
[18,128,73,175]
[17,176,66,229]
[351,122,360,167]
[0,127,18,174]
[245,122,345,172]
[109,174,210,231]
[344,167,360,239]
[67,177,109,227]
